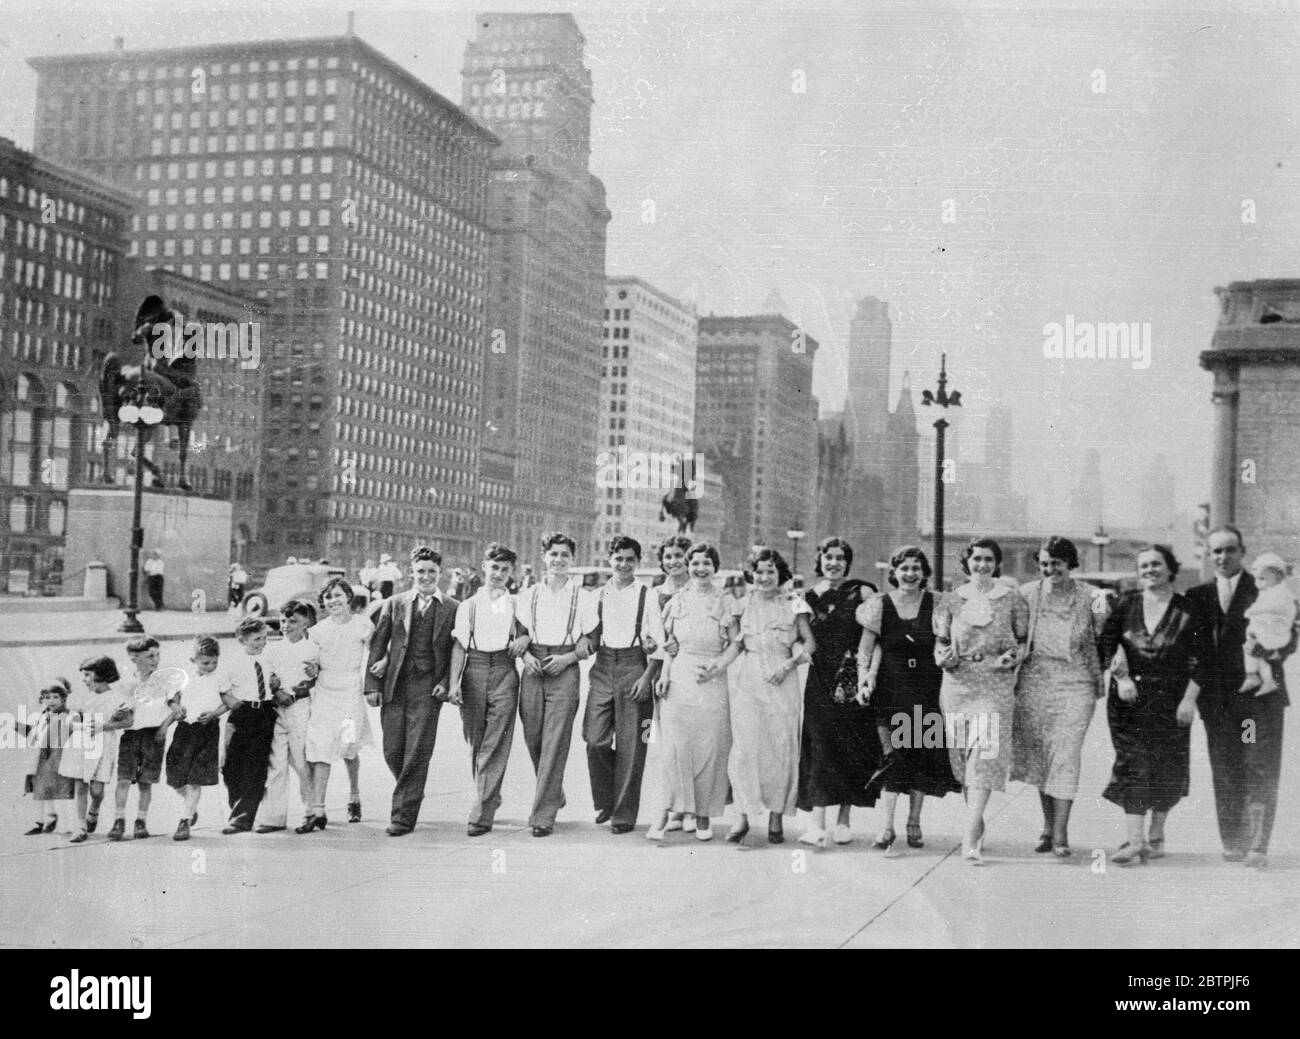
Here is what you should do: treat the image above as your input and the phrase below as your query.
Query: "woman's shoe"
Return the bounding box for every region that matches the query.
[43,816,59,834]
[726,821,750,845]
[695,825,714,842]
[832,824,854,845]
[295,814,327,834]
[682,816,697,834]
[665,814,684,832]
[347,801,361,823]
[906,823,924,849]
[24,822,46,836]
[645,823,667,842]
[1034,832,1053,853]
[1111,841,1149,866]
[768,817,785,844]
[1146,837,1166,860]
[798,827,828,848]
[872,829,896,851]
[69,829,89,844]
[1052,843,1072,859]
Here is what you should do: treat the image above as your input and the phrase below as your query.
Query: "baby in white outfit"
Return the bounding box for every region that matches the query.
[1239,553,1296,696]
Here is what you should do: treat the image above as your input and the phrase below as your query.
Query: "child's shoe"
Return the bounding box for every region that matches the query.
[173,819,191,842]
[106,818,126,841]
[133,819,150,840]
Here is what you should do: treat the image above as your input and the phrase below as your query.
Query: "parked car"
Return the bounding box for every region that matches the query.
[240,560,347,632]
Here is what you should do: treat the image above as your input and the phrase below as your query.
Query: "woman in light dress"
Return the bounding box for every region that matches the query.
[933,537,1030,864]
[298,577,374,832]
[646,543,741,842]
[724,547,815,845]
[1011,536,1106,858]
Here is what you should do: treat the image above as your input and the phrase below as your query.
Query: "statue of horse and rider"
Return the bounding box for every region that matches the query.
[99,295,202,492]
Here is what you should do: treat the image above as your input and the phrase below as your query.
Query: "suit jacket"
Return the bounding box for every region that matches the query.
[1186,571,1259,701]
[364,589,459,704]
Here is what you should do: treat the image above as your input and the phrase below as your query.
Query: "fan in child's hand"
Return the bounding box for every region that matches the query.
[133,667,189,705]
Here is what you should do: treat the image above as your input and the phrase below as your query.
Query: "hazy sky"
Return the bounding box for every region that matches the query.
[3,0,1297,531]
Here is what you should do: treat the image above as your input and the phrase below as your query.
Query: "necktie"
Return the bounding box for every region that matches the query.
[254,661,267,702]
[1219,580,1232,614]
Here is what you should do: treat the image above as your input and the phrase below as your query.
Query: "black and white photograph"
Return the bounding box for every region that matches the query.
[0,0,1297,970]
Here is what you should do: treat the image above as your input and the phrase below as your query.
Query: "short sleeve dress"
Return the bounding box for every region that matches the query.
[306,614,376,763]
[57,685,122,784]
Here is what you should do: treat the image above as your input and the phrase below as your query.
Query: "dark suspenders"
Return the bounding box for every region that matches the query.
[530,582,581,646]
[596,583,647,649]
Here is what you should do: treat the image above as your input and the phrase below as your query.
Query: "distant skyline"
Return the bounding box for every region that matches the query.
[3,0,1297,533]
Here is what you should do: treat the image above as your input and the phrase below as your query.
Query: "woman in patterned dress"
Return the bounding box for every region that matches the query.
[646,543,740,841]
[652,535,696,833]
[857,546,960,853]
[1012,536,1106,858]
[1097,544,1198,865]
[933,537,1030,864]
[796,537,879,847]
[722,547,816,845]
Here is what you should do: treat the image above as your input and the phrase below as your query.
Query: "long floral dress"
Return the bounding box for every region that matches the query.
[932,582,1030,791]
[797,580,880,810]
[1011,578,1105,800]
[658,585,739,818]
[729,591,812,817]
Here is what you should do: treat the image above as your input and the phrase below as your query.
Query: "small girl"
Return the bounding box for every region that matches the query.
[16,681,76,834]
[59,656,123,843]
[160,636,231,841]
[1239,552,1297,695]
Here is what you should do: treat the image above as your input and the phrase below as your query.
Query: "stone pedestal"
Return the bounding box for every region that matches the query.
[63,489,231,611]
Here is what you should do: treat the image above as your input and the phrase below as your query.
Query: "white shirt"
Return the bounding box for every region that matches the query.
[413,586,445,618]
[1217,572,1242,614]
[519,577,598,646]
[226,651,275,704]
[453,588,518,652]
[266,636,322,693]
[143,558,165,576]
[121,674,176,729]
[177,670,229,717]
[595,579,664,650]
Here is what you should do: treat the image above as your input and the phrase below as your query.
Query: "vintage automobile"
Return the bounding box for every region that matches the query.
[239,560,347,631]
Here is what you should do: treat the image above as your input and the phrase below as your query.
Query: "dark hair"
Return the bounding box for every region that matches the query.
[959,537,1003,577]
[887,545,933,587]
[282,599,318,625]
[125,636,160,654]
[193,636,220,659]
[350,593,371,612]
[814,537,853,576]
[410,545,442,566]
[236,617,268,638]
[1137,543,1181,579]
[657,535,692,565]
[80,655,121,684]
[541,531,577,555]
[1038,535,1080,570]
[747,546,793,585]
[484,542,517,565]
[607,535,642,559]
[686,542,720,571]
[1207,525,1245,551]
[318,577,355,607]
[39,683,70,700]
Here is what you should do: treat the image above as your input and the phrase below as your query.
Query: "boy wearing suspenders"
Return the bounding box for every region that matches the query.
[517,533,598,836]
[447,543,530,836]
[583,536,663,834]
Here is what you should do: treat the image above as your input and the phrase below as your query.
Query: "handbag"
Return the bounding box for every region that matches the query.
[833,650,859,702]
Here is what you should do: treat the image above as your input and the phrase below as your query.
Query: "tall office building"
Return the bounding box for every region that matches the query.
[30,33,498,571]
[696,314,819,565]
[463,13,610,563]
[845,296,892,454]
[592,277,698,560]
[0,137,134,594]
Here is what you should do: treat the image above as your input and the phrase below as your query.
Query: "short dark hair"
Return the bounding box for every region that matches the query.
[959,537,1003,577]
[657,535,692,565]
[125,636,160,654]
[411,545,442,566]
[1137,543,1181,579]
[686,542,720,571]
[814,536,854,576]
[1038,535,1080,570]
[747,546,793,585]
[887,545,933,588]
[484,542,517,565]
[541,532,577,555]
[607,535,642,559]
[282,599,318,625]
[318,577,354,607]
[80,655,121,684]
[1207,524,1245,551]
[193,636,220,659]
[236,617,268,639]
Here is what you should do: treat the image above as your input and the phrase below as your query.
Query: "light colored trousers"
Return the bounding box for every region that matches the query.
[254,698,310,828]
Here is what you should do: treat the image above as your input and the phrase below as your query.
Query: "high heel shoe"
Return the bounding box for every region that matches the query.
[962,819,986,865]
[1111,841,1149,866]
[1034,831,1053,854]
[767,816,785,844]
[906,822,923,849]
[798,827,828,848]
[872,828,896,851]
[832,824,854,845]
[1052,843,1072,859]
[295,814,327,834]
[726,821,750,844]
[1146,837,1166,860]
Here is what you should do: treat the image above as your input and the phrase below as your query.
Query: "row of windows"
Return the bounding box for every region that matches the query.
[0,177,100,229]
[139,207,332,236]
[142,234,329,258]
[151,104,336,132]
[147,130,336,156]
[97,55,340,84]
[3,257,95,302]
[143,154,334,180]
[142,258,329,283]
[127,77,338,107]
[2,294,89,340]
[467,79,552,99]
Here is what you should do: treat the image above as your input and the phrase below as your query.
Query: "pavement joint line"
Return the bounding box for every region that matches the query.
[835,784,1031,949]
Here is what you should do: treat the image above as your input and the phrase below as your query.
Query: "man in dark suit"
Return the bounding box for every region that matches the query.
[365,545,458,836]
[1184,526,1293,868]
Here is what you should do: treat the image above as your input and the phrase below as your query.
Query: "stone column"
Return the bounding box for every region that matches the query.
[1207,362,1239,530]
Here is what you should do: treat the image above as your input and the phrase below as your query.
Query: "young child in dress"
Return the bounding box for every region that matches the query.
[13,681,76,834]
[60,656,123,842]
[1239,552,1297,696]
[160,637,231,841]
[108,636,172,841]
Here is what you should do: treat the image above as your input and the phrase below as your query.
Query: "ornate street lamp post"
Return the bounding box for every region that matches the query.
[118,386,165,633]
[1091,523,1112,572]
[921,353,962,589]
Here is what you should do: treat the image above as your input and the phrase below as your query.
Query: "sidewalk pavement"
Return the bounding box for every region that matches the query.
[0,607,239,647]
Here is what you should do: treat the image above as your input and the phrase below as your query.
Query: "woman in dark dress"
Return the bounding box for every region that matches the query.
[796,538,879,847]
[1098,544,1198,865]
[856,546,961,852]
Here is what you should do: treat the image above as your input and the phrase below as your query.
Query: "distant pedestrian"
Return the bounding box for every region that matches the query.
[376,553,402,599]
[143,550,165,610]
[228,562,248,609]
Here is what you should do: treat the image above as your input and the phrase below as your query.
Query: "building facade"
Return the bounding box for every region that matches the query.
[696,314,819,566]
[0,137,135,595]
[463,13,610,565]
[30,34,498,573]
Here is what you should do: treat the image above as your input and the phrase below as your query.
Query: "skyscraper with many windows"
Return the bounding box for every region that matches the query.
[30,33,498,570]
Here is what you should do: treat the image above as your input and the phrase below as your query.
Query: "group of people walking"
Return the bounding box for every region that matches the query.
[17,526,1293,868]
